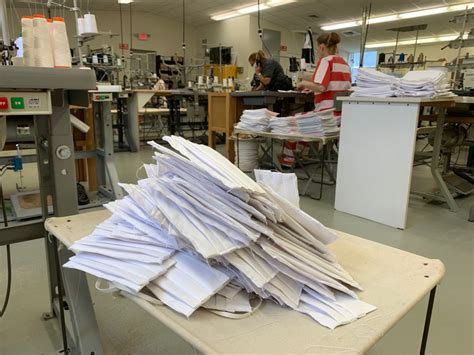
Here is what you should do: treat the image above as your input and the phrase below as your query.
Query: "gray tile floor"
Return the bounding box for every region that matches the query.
[0,146,473,355]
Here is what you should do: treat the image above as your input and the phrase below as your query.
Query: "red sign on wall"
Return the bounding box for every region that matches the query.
[138,32,150,41]
[280,44,288,52]
[119,43,129,50]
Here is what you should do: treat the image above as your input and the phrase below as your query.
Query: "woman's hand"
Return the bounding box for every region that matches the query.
[297,81,312,93]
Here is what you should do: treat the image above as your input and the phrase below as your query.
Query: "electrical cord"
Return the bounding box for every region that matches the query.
[0,177,11,318]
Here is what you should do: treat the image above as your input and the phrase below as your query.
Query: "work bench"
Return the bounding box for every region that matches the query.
[45,209,444,355]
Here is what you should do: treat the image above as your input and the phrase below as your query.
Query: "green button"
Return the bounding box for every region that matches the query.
[11,97,25,109]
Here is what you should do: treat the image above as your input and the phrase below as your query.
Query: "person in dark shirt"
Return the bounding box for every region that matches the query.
[248,50,293,91]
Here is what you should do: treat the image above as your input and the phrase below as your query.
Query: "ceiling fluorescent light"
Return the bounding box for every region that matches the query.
[118,0,133,3]
[211,12,240,21]
[211,0,293,21]
[266,0,296,6]
[398,7,446,19]
[321,3,474,31]
[321,21,360,31]
[238,4,269,14]
[368,15,398,24]
[365,34,466,48]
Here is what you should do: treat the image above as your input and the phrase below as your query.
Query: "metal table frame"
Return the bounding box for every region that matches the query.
[234,128,339,199]
[0,67,104,355]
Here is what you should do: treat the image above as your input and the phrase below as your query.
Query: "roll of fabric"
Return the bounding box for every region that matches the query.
[52,17,72,68]
[33,14,54,67]
[77,17,85,35]
[235,138,259,172]
[21,16,35,66]
[83,13,98,34]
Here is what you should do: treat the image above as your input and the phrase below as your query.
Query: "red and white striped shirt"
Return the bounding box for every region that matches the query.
[312,55,352,112]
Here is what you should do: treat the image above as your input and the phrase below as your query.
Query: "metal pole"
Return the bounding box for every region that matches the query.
[454,8,469,88]
[0,0,11,44]
[420,287,437,355]
[392,30,400,72]
[72,0,83,67]
[412,29,420,71]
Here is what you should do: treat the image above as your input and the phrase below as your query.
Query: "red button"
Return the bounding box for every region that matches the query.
[0,97,8,110]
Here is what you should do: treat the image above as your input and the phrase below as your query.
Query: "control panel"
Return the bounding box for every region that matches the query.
[0,91,52,116]
[92,93,113,102]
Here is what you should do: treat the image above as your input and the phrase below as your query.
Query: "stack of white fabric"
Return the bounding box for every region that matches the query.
[269,110,339,137]
[235,108,278,132]
[64,136,376,329]
[396,70,454,98]
[351,68,399,97]
[319,110,340,136]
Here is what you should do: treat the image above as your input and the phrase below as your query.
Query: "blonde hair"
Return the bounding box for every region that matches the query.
[248,50,266,63]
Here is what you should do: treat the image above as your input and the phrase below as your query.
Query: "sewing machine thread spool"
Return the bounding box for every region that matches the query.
[21,16,35,66]
[84,14,98,34]
[33,14,54,67]
[77,17,85,35]
[52,17,72,68]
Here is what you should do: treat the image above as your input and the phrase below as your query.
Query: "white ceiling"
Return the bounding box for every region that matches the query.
[13,0,474,51]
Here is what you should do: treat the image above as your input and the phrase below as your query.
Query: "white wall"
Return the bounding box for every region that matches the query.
[248,16,306,75]
[195,16,252,79]
[196,15,306,82]
[7,8,198,64]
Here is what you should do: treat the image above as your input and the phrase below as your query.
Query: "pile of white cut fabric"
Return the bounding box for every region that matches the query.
[396,70,455,98]
[351,68,399,97]
[269,110,339,137]
[64,136,376,329]
[235,108,278,132]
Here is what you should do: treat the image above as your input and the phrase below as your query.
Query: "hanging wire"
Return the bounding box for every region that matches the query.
[129,2,133,52]
[8,0,16,37]
[182,0,186,58]
[27,1,32,16]
[86,0,90,13]
[119,3,124,57]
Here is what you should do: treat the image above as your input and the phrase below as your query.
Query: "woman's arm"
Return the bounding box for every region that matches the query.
[296,80,326,93]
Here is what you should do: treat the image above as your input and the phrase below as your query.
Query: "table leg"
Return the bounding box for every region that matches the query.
[236,133,240,168]
[420,286,437,355]
[431,108,458,212]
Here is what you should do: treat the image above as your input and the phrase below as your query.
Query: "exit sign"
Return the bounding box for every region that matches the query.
[136,32,150,41]
[119,43,129,50]
[280,44,288,52]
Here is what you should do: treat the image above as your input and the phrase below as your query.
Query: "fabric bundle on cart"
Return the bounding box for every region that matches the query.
[351,68,399,97]
[64,136,375,329]
[235,108,278,132]
[269,110,339,137]
[395,70,455,98]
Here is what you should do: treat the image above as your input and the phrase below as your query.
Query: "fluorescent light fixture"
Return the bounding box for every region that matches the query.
[365,34,467,48]
[322,21,360,31]
[118,0,133,3]
[321,3,474,31]
[368,15,398,25]
[238,4,269,14]
[398,7,446,19]
[211,12,240,21]
[211,0,294,21]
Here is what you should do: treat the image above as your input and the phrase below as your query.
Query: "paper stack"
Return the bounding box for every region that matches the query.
[396,70,454,98]
[269,110,339,137]
[351,68,399,97]
[235,108,278,132]
[64,136,376,329]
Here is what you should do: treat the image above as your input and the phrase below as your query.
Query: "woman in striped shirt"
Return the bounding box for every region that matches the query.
[296,32,352,113]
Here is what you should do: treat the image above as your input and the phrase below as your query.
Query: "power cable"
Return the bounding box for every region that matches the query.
[0,178,11,319]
